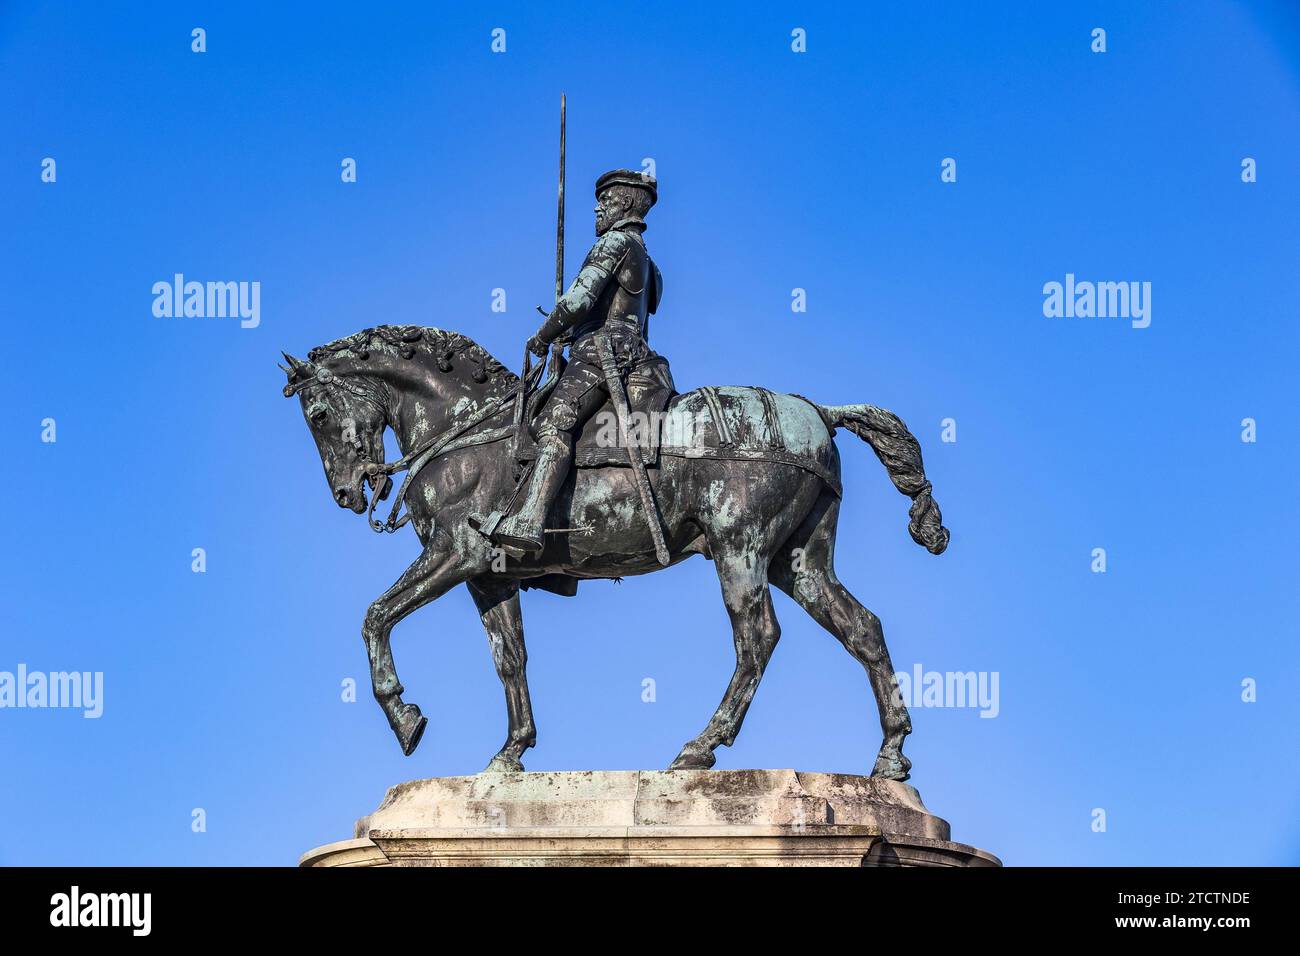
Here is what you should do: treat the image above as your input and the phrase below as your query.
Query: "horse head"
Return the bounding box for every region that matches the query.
[281,325,514,517]
[281,350,392,513]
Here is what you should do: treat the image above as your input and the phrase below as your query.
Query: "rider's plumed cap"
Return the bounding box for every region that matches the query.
[595,169,657,206]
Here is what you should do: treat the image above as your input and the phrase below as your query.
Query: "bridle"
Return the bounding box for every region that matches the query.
[286,360,545,535]
[286,364,389,481]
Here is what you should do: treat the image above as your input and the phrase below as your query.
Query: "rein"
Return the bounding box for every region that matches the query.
[362,361,545,534]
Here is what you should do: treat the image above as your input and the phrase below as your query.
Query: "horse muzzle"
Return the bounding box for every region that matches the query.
[334,482,368,513]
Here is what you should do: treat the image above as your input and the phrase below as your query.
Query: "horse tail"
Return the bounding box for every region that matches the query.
[818,403,949,555]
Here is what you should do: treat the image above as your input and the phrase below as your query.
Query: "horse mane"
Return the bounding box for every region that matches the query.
[305,325,516,385]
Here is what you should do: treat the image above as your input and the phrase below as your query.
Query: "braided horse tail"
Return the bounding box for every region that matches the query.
[818,403,950,555]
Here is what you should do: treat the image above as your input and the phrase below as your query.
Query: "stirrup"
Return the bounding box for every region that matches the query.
[490,517,545,556]
[468,511,542,559]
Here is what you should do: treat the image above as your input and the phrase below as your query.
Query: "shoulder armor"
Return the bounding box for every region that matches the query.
[582,231,631,276]
[615,235,648,295]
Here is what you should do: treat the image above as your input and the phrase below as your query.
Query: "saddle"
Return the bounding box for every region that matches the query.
[515,352,677,467]
[510,377,839,599]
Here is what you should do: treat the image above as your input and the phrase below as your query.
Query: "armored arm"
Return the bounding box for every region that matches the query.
[531,232,629,347]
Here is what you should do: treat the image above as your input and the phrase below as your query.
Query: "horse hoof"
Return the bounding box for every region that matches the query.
[668,744,716,771]
[395,704,427,756]
[871,751,911,781]
[484,754,525,773]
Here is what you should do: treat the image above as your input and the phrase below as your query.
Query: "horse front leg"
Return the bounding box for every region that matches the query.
[363,529,477,755]
[468,577,536,772]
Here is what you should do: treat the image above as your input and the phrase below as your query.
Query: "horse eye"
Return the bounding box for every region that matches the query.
[311,409,328,425]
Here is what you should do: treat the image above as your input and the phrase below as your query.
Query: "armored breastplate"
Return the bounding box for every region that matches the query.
[606,233,650,334]
[574,230,662,341]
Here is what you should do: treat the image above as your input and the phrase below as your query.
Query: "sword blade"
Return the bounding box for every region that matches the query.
[555,93,566,305]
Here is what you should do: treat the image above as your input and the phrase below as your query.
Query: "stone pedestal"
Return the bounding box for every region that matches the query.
[300,769,999,867]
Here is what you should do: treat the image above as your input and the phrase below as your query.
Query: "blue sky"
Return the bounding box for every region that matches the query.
[2,1,1297,865]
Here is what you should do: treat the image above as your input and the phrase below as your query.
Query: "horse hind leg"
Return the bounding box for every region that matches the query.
[769,491,913,781]
[669,554,781,770]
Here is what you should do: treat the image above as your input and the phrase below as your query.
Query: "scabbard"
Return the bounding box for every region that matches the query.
[512,347,532,458]
[592,330,670,566]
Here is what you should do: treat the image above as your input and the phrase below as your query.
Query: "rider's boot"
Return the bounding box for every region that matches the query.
[485,431,572,556]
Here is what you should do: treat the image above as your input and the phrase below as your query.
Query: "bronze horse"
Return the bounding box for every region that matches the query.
[282,324,948,780]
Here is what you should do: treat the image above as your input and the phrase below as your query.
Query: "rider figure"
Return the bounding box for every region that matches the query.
[475,169,663,555]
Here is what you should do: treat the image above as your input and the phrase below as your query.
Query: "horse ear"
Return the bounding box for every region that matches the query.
[281,351,309,374]
[282,352,316,379]
[281,352,313,396]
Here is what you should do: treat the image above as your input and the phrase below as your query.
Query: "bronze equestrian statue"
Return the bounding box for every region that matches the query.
[280,170,948,781]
